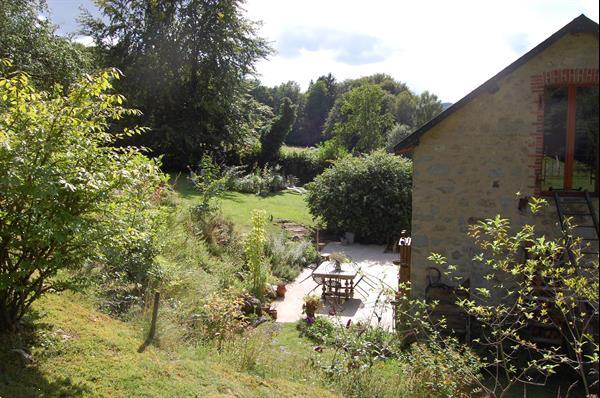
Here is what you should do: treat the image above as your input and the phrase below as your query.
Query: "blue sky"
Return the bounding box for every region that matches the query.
[46,0,599,102]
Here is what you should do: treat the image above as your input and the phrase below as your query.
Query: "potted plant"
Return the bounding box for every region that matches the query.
[302,295,323,318]
[329,252,349,271]
[276,282,287,298]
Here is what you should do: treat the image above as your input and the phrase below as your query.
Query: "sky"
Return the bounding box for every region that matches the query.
[47,0,599,103]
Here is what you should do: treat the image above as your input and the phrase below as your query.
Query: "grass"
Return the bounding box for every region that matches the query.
[0,293,338,398]
[171,173,314,232]
[281,145,316,154]
[0,178,335,398]
[220,191,314,232]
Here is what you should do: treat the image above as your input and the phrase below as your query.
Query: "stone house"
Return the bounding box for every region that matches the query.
[394,14,599,298]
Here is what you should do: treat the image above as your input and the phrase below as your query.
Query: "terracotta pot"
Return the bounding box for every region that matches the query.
[266,307,277,320]
[276,283,287,298]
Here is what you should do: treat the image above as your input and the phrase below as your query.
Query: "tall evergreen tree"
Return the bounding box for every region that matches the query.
[260,97,296,164]
[288,74,336,146]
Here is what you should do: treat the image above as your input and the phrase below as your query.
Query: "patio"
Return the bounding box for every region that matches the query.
[272,242,399,330]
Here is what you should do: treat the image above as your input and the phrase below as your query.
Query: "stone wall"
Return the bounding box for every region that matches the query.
[409,32,599,297]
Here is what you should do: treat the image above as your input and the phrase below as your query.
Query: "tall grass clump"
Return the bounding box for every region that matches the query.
[245,210,270,300]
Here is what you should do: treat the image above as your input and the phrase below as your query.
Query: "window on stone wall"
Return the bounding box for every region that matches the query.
[541,85,599,193]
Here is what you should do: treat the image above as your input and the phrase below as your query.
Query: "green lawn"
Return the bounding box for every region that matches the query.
[280,145,316,154]
[171,173,314,232]
[220,191,314,231]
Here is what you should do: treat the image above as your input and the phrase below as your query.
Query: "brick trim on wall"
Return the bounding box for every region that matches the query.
[530,68,599,195]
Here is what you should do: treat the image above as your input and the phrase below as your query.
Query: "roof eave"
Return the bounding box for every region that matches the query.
[393,14,599,153]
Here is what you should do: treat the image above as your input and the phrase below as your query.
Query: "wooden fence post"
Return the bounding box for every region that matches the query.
[138,291,160,353]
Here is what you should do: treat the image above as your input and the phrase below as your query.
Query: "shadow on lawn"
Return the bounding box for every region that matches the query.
[0,311,91,398]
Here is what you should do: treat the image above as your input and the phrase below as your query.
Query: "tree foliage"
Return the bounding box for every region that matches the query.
[333,84,394,153]
[260,97,296,164]
[0,62,164,332]
[0,0,92,90]
[81,0,271,169]
[290,74,337,146]
[306,151,412,242]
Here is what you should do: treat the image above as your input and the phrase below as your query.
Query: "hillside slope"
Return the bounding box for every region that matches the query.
[0,293,338,398]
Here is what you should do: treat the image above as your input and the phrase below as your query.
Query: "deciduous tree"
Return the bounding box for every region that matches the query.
[81,0,271,169]
[0,0,92,90]
[0,63,163,332]
[333,84,394,153]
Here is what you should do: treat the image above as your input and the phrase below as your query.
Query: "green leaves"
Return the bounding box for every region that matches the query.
[306,151,412,242]
[0,65,164,331]
[82,0,272,169]
[333,84,394,154]
[244,209,269,300]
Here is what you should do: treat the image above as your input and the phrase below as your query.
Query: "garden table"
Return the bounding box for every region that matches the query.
[312,261,358,302]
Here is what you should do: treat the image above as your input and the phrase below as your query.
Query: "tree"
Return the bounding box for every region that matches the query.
[333,84,394,153]
[323,74,443,141]
[427,198,599,397]
[260,97,297,164]
[0,63,164,332]
[251,80,305,146]
[288,75,336,146]
[0,0,92,90]
[386,124,413,152]
[81,0,271,169]
[414,91,443,127]
[392,91,418,126]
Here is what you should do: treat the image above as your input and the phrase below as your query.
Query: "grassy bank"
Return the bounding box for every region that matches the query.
[0,293,337,398]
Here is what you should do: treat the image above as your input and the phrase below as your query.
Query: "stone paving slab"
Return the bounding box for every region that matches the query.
[273,242,399,330]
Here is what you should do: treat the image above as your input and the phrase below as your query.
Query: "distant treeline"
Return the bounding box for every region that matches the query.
[1,0,443,170]
[251,74,443,149]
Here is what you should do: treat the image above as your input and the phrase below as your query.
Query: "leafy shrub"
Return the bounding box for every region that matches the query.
[190,207,236,248]
[0,64,164,332]
[430,197,600,397]
[96,202,167,317]
[279,148,327,184]
[186,289,247,348]
[229,165,298,194]
[189,155,227,213]
[397,340,482,398]
[266,234,318,282]
[314,139,349,163]
[306,151,412,243]
[303,317,481,398]
[296,316,336,343]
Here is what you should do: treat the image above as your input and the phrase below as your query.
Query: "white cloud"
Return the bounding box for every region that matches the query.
[73,35,94,47]
[245,0,600,102]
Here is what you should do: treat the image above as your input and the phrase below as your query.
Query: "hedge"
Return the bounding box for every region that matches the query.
[305,151,412,243]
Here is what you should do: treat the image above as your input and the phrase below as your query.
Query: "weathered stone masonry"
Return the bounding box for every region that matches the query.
[408,33,599,298]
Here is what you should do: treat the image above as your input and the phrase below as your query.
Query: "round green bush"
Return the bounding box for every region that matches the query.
[306,151,411,243]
